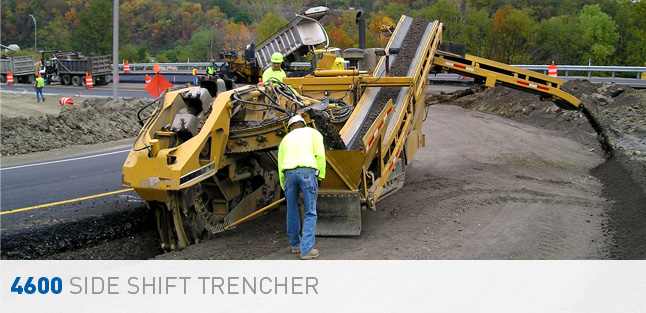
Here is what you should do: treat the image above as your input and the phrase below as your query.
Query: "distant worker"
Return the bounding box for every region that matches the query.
[206,64,215,78]
[263,52,298,94]
[34,74,45,102]
[277,114,326,260]
[192,66,199,85]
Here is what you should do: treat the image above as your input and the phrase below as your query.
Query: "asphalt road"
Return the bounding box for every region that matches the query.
[0,81,157,99]
[0,147,130,212]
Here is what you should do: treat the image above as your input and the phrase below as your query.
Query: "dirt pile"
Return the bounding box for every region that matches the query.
[1,98,152,156]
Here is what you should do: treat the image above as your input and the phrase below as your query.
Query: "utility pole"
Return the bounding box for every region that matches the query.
[113,0,119,100]
[28,14,37,59]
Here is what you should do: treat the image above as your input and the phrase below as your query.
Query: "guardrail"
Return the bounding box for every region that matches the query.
[122,62,216,71]
[119,62,646,79]
[514,65,646,79]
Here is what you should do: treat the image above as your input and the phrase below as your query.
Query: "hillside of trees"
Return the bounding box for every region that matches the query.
[2,0,644,66]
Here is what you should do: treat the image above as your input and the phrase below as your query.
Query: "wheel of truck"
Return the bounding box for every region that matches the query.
[104,75,110,85]
[27,75,34,84]
[72,75,82,86]
[62,75,71,85]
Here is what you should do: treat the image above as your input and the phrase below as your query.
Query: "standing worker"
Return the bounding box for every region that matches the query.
[263,52,299,95]
[192,66,199,85]
[34,74,45,102]
[206,64,215,78]
[278,115,326,260]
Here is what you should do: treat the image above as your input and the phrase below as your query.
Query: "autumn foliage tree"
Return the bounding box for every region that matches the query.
[1,0,643,66]
[223,22,252,51]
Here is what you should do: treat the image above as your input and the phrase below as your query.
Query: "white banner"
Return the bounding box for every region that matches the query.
[2,261,645,312]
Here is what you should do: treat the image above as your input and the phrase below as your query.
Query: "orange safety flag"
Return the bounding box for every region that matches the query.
[152,63,161,73]
[145,73,174,98]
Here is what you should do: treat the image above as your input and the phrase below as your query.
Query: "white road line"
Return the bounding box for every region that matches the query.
[0,149,130,171]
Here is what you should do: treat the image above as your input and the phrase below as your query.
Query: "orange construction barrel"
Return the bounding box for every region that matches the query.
[85,73,93,88]
[548,61,557,78]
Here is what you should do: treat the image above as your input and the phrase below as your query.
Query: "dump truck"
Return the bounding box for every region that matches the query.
[122,15,580,251]
[0,55,36,83]
[221,6,331,83]
[40,51,112,86]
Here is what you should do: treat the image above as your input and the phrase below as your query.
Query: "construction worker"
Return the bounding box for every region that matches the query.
[263,52,298,95]
[277,114,326,260]
[206,64,215,78]
[192,66,199,85]
[263,52,288,84]
[34,74,45,102]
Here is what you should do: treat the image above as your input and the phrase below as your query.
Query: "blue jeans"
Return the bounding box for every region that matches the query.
[284,167,318,255]
[193,76,198,85]
[36,87,44,102]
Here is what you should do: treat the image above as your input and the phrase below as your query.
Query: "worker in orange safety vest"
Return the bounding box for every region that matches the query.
[192,66,199,85]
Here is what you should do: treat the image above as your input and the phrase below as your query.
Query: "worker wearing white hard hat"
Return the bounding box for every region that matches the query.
[277,114,326,260]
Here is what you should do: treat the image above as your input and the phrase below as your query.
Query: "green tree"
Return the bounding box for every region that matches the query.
[119,44,139,63]
[39,17,72,51]
[459,6,493,58]
[625,0,646,66]
[420,0,463,40]
[177,29,212,62]
[382,2,409,21]
[255,13,288,42]
[536,15,581,64]
[234,12,252,25]
[578,4,619,65]
[491,6,537,63]
[75,0,112,55]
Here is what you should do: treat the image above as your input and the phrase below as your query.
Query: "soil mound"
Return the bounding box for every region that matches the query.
[1,98,152,156]
[449,80,646,159]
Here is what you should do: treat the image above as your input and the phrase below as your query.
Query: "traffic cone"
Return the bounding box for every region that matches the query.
[145,74,151,86]
[59,97,74,105]
[7,71,13,85]
[85,73,94,88]
[548,61,557,78]
[124,61,130,74]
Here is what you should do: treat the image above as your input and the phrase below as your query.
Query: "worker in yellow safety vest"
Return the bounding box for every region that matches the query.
[277,114,326,260]
[34,74,45,102]
[263,52,298,95]
[192,66,199,85]
[206,65,215,78]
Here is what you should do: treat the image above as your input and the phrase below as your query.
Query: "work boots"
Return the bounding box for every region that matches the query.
[300,249,319,260]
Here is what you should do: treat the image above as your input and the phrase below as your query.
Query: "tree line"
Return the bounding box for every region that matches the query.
[1,0,644,66]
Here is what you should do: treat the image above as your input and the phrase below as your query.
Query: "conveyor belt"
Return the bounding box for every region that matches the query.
[433,52,580,110]
[383,20,439,145]
[340,16,413,149]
